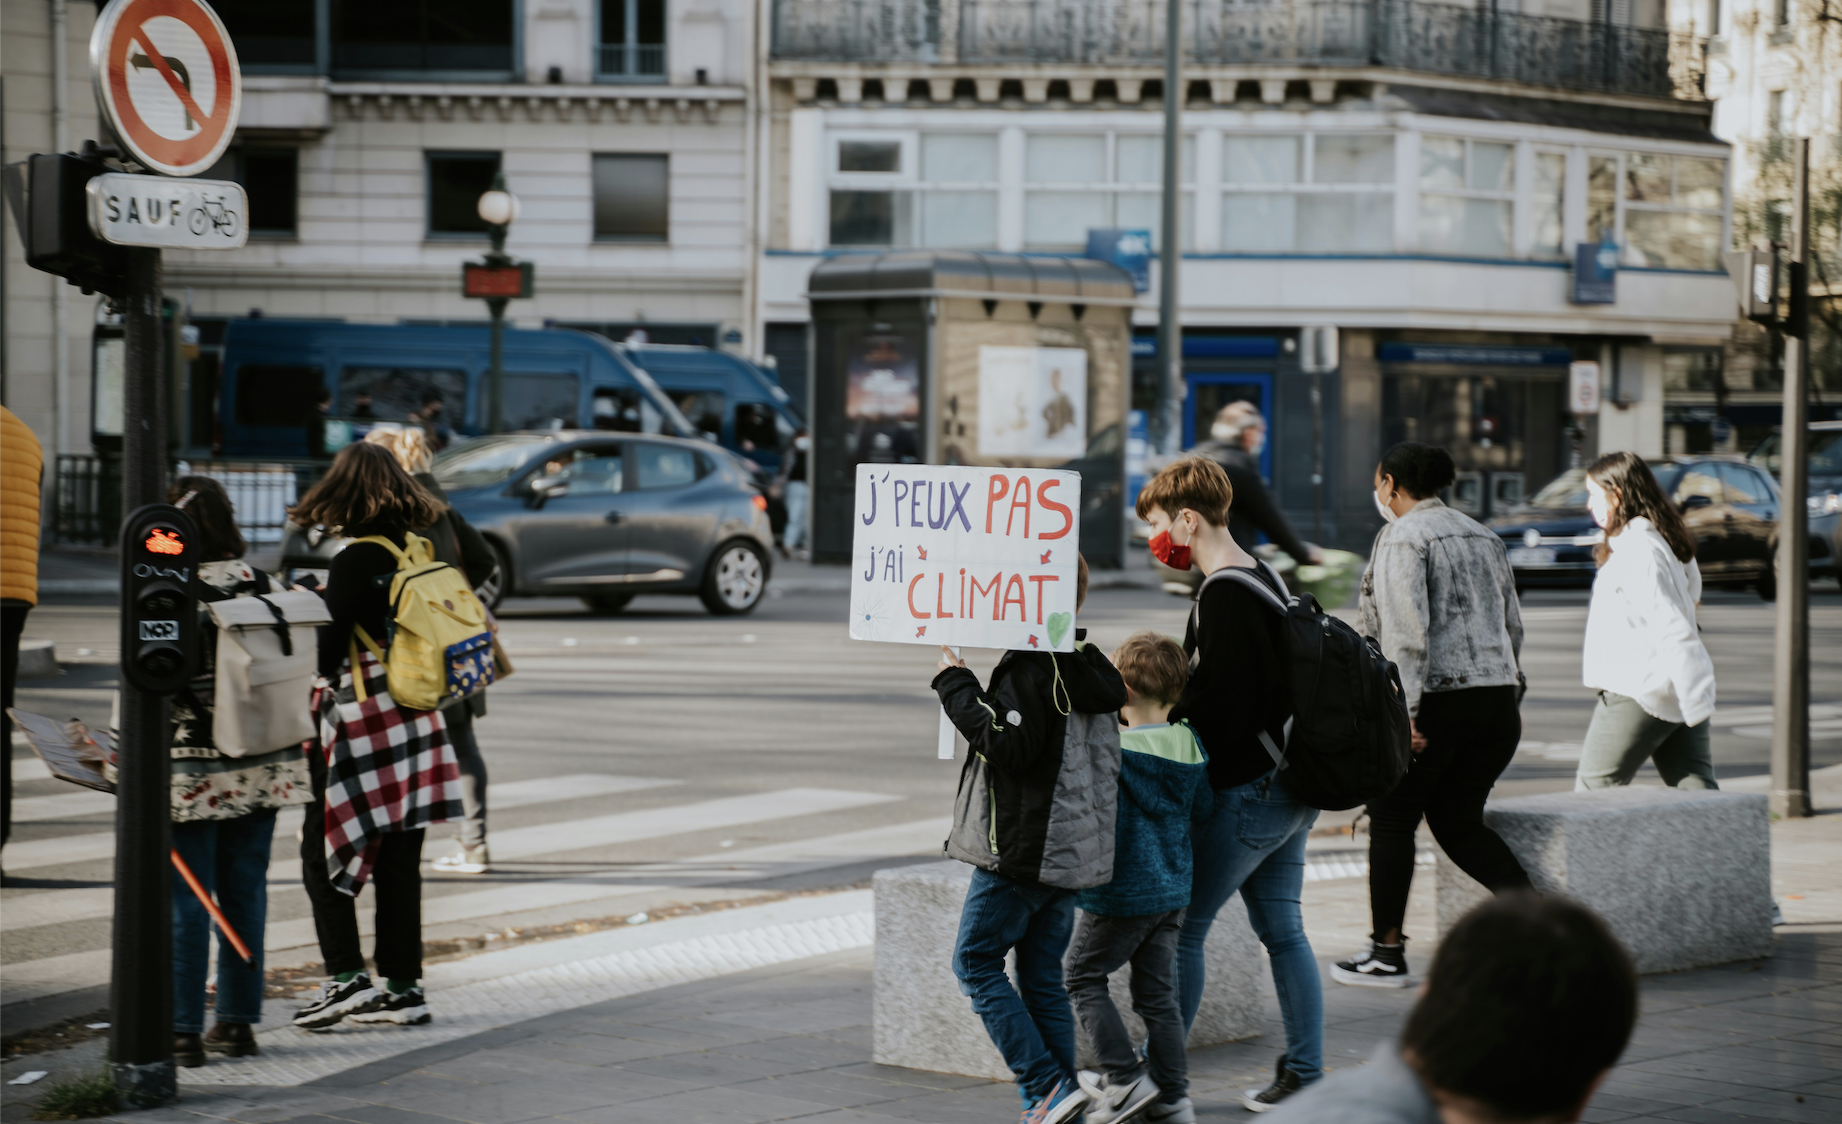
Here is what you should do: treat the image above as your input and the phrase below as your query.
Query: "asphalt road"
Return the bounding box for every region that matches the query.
[5,572,1839,1034]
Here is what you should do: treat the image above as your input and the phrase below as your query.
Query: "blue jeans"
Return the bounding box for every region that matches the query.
[1178,769,1323,1085]
[784,480,810,551]
[171,809,277,1033]
[954,867,1078,1099]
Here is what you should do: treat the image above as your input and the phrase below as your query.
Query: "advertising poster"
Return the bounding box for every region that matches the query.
[846,332,921,464]
[849,464,1083,652]
[978,345,1087,459]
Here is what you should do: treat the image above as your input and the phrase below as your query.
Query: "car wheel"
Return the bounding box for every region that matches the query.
[701,540,767,615]
[477,541,511,610]
[582,593,634,615]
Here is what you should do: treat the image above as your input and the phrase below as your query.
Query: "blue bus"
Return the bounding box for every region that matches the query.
[216,321,801,466]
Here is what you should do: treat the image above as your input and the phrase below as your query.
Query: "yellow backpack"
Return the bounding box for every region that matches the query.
[348,533,494,711]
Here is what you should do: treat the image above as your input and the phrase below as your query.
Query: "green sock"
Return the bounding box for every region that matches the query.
[386,978,418,995]
[333,970,362,984]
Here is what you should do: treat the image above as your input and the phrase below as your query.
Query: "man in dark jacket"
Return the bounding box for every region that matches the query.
[1195,402,1320,566]
[932,556,1128,1124]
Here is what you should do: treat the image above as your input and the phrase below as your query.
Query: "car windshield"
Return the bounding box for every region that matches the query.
[1524,468,1589,509]
[433,435,555,489]
[1750,430,1842,476]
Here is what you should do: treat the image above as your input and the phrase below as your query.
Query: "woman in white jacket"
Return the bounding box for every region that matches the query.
[1576,451,1719,790]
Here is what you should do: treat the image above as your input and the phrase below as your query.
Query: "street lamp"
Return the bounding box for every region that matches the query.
[477,173,519,434]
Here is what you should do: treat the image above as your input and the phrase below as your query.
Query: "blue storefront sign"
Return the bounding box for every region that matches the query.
[1572,241,1618,305]
[1086,228,1152,293]
[1378,343,1574,366]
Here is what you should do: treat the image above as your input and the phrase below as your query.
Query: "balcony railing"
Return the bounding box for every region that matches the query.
[771,0,1681,99]
[599,42,668,81]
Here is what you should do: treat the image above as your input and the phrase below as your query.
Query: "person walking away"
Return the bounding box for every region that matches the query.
[1574,451,1718,791]
[163,478,312,1066]
[411,395,453,450]
[778,428,811,557]
[1335,443,1531,990]
[1067,631,1212,1124]
[934,555,1128,1124]
[289,443,462,1029]
[1267,893,1636,1124]
[1139,456,1324,1113]
[1195,403,1320,566]
[364,428,499,873]
[2,406,43,863]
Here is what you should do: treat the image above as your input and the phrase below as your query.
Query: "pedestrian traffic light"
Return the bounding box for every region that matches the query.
[1730,247,1780,325]
[121,504,199,692]
[0,150,128,298]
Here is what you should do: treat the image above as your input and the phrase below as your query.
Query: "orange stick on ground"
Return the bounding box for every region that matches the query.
[169,848,256,965]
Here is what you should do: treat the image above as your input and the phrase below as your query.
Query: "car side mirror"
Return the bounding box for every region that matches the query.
[527,475,567,508]
[1680,494,1714,511]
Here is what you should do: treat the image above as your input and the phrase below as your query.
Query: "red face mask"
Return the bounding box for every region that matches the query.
[1149,529,1192,571]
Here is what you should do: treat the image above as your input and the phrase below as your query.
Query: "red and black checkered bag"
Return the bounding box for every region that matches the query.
[314,647,462,895]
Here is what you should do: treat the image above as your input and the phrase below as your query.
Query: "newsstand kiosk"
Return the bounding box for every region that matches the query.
[805,251,1136,568]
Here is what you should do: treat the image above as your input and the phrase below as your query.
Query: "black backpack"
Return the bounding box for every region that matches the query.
[1193,563,1412,811]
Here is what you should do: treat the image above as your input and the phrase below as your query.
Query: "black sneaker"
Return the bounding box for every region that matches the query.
[1241,1054,1302,1113]
[293,973,385,1029]
[1331,941,1413,988]
[346,986,431,1026]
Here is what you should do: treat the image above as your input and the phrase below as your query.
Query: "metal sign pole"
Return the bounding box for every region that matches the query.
[1157,0,1183,455]
[113,245,176,1106]
[1771,137,1813,820]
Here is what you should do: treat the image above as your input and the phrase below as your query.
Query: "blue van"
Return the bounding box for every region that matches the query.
[616,343,804,474]
[217,321,698,458]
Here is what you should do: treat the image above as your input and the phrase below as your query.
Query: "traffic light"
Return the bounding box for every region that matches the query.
[120,504,199,692]
[0,150,128,297]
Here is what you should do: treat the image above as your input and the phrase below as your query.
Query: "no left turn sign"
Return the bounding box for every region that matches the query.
[90,0,241,178]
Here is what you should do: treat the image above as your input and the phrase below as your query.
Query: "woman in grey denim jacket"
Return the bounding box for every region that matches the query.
[1332,443,1532,990]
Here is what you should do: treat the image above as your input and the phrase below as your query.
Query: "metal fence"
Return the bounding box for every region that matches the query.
[598,43,669,79]
[52,456,326,548]
[772,0,1682,99]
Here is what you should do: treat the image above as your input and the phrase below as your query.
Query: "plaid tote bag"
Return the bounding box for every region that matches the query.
[315,647,463,895]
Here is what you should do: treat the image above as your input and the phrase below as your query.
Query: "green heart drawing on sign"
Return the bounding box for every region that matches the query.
[1047,612,1072,649]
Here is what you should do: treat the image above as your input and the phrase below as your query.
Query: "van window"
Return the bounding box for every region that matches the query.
[505,372,579,430]
[635,443,705,489]
[340,367,466,423]
[735,402,788,451]
[235,364,325,426]
[671,391,724,441]
[592,387,662,433]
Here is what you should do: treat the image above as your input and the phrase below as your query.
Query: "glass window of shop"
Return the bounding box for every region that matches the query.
[1587,151,1726,270]
[1381,368,1568,520]
[1419,136,1515,257]
[1222,134,1394,253]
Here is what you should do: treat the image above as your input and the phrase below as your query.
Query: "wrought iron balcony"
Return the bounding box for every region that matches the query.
[770,0,1681,100]
[599,42,668,81]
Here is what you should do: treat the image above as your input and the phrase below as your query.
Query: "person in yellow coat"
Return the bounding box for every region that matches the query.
[2,406,44,855]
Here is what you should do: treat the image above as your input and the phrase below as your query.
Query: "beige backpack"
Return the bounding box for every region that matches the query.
[206,589,330,757]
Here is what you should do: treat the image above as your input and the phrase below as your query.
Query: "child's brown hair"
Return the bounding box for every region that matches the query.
[1112,630,1189,706]
[1134,456,1234,526]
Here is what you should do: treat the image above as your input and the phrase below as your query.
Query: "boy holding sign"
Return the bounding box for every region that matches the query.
[933,556,1128,1124]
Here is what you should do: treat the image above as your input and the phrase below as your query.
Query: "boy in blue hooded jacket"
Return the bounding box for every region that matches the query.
[1067,631,1214,1124]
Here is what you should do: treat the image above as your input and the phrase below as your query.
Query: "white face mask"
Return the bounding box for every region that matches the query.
[1374,490,1398,523]
[1244,430,1266,457]
[1585,478,1611,529]
[793,436,811,451]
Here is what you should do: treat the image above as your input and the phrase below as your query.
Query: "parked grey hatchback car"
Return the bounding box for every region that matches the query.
[435,431,774,615]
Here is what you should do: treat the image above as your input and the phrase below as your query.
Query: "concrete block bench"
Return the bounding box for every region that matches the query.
[1436,788,1772,974]
[873,861,1264,1080]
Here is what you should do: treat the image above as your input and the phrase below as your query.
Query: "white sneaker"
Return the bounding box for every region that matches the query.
[1086,1073,1161,1124]
[432,845,489,874]
[1143,1098,1194,1124]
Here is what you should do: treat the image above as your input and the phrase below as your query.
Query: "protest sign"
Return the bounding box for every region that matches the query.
[849,464,1083,653]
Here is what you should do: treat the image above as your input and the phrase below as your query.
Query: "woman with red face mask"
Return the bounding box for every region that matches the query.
[1138,456,1326,1116]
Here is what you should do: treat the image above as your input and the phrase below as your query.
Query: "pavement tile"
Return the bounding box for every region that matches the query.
[1622,1054,1841,1091]
[701,1004,873,1034]
[720,1072,924,1110]
[555,1084,842,1124]
[612,1050,814,1085]
[836,1091,1017,1124]
[703,1038,879,1071]
[1687,1098,1840,1124]
[315,1104,473,1124]
[350,1077,634,1123]
[827,1064,994,1093]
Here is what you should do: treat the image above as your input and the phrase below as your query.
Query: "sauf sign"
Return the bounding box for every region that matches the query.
[88,172,247,249]
[850,465,1082,652]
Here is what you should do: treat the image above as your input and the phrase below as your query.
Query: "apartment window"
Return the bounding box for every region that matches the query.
[331,0,514,77]
[427,152,501,238]
[1768,89,1786,134]
[831,191,912,246]
[1531,152,1566,258]
[1587,154,1618,243]
[828,134,916,246]
[600,0,666,81]
[593,154,670,242]
[204,147,299,237]
[1419,136,1515,257]
[843,141,901,172]
[1024,133,1193,251]
[919,134,998,248]
[1221,134,1394,253]
[214,0,316,69]
[1623,154,1726,270]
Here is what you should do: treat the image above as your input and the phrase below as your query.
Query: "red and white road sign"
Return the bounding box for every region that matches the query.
[90,0,241,178]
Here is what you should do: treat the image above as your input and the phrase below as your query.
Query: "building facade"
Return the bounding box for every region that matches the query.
[759,0,1739,550]
[3,0,760,464]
